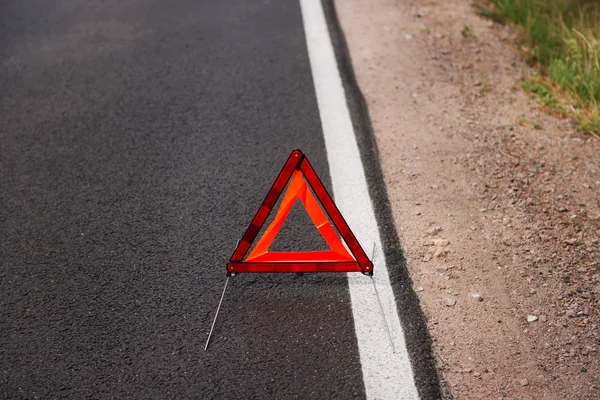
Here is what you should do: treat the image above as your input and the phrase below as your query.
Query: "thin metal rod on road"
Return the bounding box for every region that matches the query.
[371,275,396,353]
[370,243,395,353]
[204,276,229,351]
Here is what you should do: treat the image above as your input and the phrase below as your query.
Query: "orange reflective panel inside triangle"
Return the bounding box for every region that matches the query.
[245,170,354,263]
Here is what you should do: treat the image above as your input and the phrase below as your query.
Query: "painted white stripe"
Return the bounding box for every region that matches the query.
[299,0,420,399]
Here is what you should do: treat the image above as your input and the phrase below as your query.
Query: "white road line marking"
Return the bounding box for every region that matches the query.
[299,0,420,398]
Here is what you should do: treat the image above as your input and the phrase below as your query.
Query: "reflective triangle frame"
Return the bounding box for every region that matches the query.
[227,149,373,275]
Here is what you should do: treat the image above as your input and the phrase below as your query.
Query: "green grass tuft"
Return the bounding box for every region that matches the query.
[522,79,559,108]
[462,24,475,38]
[482,0,600,137]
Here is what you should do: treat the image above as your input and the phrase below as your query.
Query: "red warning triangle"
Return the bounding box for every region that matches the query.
[227,149,373,274]
[245,170,353,263]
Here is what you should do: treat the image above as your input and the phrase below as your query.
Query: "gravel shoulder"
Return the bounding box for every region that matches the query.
[336,0,600,398]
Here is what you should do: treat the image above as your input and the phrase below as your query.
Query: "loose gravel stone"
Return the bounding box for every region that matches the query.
[433,239,450,247]
[472,293,483,302]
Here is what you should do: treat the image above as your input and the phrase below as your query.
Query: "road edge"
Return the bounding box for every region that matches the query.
[320,0,446,398]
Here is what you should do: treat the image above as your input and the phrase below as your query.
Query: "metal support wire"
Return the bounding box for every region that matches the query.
[204,276,229,351]
[371,276,396,353]
[370,242,396,353]
[205,240,239,351]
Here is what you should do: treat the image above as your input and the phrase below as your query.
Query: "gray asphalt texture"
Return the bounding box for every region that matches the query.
[1,0,441,398]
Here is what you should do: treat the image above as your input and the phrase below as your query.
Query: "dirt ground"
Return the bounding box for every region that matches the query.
[335,0,600,398]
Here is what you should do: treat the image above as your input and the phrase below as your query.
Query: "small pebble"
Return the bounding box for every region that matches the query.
[433,239,450,247]
[416,7,428,17]
[527,315,538,323]
[471,293,483,302]
[583,306,591,316]
[425,226,442,236]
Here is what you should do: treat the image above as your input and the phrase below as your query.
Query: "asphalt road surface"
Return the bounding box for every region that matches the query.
[1,0,440,398]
